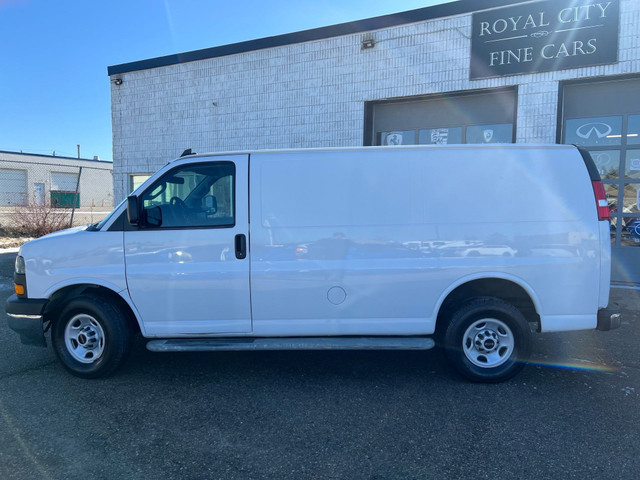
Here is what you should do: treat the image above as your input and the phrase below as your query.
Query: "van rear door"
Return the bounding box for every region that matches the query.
[124,155,251,336]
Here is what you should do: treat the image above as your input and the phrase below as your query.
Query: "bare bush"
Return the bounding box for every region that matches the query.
[10,200,72,238]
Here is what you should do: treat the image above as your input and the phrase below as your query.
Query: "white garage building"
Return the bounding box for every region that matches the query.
[0,150,113,208]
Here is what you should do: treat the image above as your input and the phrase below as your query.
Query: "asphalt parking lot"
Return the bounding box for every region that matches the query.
[0,250,638,480]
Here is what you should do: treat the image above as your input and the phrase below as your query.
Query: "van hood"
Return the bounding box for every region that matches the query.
[38,225,88,240]
[20,225,89,252]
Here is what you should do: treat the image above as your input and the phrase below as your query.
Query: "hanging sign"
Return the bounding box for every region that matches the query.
[470,0,619,80]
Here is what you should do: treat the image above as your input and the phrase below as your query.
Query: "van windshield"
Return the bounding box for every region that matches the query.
[89,198,126,231]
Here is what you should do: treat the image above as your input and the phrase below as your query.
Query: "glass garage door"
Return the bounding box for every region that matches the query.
[561,76,640,284]
[367,88,516,147]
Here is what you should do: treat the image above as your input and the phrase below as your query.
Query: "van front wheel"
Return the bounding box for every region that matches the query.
[444,297,531,383]
[52,295,132,378]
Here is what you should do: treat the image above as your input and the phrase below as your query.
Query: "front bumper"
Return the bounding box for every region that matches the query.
[5,294,48,347]
[597,304,622,331]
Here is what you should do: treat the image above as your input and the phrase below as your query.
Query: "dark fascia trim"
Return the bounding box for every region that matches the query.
[556,72,640,143]
[108,0,526,76]
[0,150,113,164]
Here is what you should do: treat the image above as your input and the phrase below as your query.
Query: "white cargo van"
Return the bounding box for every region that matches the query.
[6,145,620,382]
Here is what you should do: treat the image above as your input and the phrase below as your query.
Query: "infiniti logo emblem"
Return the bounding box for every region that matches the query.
[576,123,613,140]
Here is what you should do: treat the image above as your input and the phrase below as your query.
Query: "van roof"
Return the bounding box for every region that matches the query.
[171,143,578,162]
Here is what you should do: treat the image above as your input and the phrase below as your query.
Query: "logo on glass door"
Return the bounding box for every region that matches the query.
[430,129,449,144]
[386,133,403,145]
[483,129,494,143]
[576,123,613,140]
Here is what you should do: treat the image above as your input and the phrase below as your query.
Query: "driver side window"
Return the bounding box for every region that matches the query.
[140,162,235,228]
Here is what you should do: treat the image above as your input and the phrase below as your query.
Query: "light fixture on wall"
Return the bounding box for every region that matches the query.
[114,78,123,85]
[361,38,375,49]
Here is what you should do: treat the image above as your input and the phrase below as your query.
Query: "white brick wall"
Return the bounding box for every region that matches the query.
[111,0,640,201]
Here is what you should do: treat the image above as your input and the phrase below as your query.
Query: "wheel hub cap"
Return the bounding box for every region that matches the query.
[462,318,515,368]
[64,314,105,364]
[474,329,499,354]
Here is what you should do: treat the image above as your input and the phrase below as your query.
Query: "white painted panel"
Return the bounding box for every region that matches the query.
[249,145,601,334]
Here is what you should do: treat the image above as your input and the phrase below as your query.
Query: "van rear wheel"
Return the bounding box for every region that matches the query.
[444,297,531,383]
[52,294,132,378]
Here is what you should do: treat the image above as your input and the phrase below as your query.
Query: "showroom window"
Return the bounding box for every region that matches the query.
[561,77,640,248]
[560,76,640,284]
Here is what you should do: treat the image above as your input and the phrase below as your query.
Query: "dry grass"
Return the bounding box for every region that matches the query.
[5,201,71,239]
[0,235,31,249]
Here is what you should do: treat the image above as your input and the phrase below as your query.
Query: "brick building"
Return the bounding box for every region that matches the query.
[0,151,113,208]
[107,0,640,282]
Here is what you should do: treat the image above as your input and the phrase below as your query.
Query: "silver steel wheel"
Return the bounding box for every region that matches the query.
[64,314,106,364]
[462,318,515,368]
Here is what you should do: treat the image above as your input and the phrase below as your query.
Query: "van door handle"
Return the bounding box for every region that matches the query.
[235,234,247,260]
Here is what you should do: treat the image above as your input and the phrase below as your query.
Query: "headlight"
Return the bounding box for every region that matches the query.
[15,256,25,275]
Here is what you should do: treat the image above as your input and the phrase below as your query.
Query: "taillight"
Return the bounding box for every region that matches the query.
[592,181,609,221]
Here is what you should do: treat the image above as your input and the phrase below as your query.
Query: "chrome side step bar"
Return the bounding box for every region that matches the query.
[146,337,435,352]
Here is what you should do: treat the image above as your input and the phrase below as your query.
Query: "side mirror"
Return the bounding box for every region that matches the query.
[203,195,218,214]
[145,205,162,227]
[127,196,140,225]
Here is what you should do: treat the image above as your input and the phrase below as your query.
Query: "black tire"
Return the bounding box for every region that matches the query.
[443,296,531,383]
[51,294,132,378]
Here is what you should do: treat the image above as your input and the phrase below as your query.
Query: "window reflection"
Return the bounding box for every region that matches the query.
[622,183,640,214]
[605,183,619,208]
[590,150,620,179]
[605,184,618,246]
[628,115,640,145]
[621,219,640,246]
[619,184,640,247]
[625,150,640,179]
